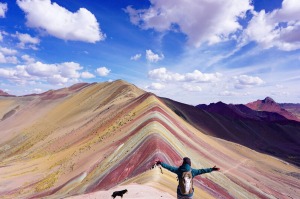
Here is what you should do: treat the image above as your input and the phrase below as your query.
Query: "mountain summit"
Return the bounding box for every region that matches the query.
[246,96,278,110]
[262,96,275,103]
[246,96,300,122]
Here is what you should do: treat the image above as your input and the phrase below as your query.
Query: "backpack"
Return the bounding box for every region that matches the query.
[179,170,193,195]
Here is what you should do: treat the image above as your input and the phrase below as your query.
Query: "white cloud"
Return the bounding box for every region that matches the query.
[0,47,17,55]
[59,62,82,79]
[146,82,165,90]
[5,56,18,64]
[130,53,141,61]
[26,61,58,77]
[219,90,250,96]
[14,32,40,50]
[0,31,8,42]
[0,68,15,78]
[33,88,43,93]
[0,52,7,62]
[47,74,68,85]
[21,54,35,64]
[96,67,110,76]
[185,70,222,83]
[219,90,238,96]
[15,65,31,79]
[126,0,300,51]
[126,0,252,47]
[0,66,30,84]
[275,0,300,22]
[148,67,184,82]
[81,71,95,79]
[148,67,222,83]
[244,0,300,51]
[0,47,18,64]
[17,0,105,43]
[234,75,264,89]
[25,61,82,80]
[0,52,18,64]
[182,84,202,92]
[146,49,164,63]
[0,60,87,85]
[0,2,8,18]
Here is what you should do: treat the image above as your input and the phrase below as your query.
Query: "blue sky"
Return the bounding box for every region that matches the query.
[0,0,299,104]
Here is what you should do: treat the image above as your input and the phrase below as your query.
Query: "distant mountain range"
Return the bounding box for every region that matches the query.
[0,89,15,97]
[162,96,300,167]
[0,81,299,199]
[280,103,300,118]
[246,96,300,122]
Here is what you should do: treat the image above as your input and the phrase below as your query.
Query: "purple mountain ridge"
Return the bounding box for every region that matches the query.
[161,97,300,167]
[246,97,300,122]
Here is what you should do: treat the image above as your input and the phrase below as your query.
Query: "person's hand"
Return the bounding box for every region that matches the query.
[155,160,162,166]
[212,165,220,171]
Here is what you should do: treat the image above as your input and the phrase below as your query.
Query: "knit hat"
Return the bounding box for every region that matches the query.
[183,157,191,166]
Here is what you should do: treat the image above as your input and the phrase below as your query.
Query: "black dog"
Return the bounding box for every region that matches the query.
[111,189,128,198]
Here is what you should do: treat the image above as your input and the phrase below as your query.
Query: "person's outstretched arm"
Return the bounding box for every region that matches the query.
[156,160,179,174]
[192,166,220,176]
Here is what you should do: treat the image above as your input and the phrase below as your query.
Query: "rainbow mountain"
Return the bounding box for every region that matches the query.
[0,80,299,199]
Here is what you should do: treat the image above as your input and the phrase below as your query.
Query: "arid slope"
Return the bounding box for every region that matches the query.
[0,81,299,199]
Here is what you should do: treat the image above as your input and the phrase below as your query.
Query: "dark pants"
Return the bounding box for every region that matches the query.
[177,195,193,199]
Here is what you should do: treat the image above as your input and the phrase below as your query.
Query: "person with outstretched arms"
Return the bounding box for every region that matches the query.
[155,157,220,199]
